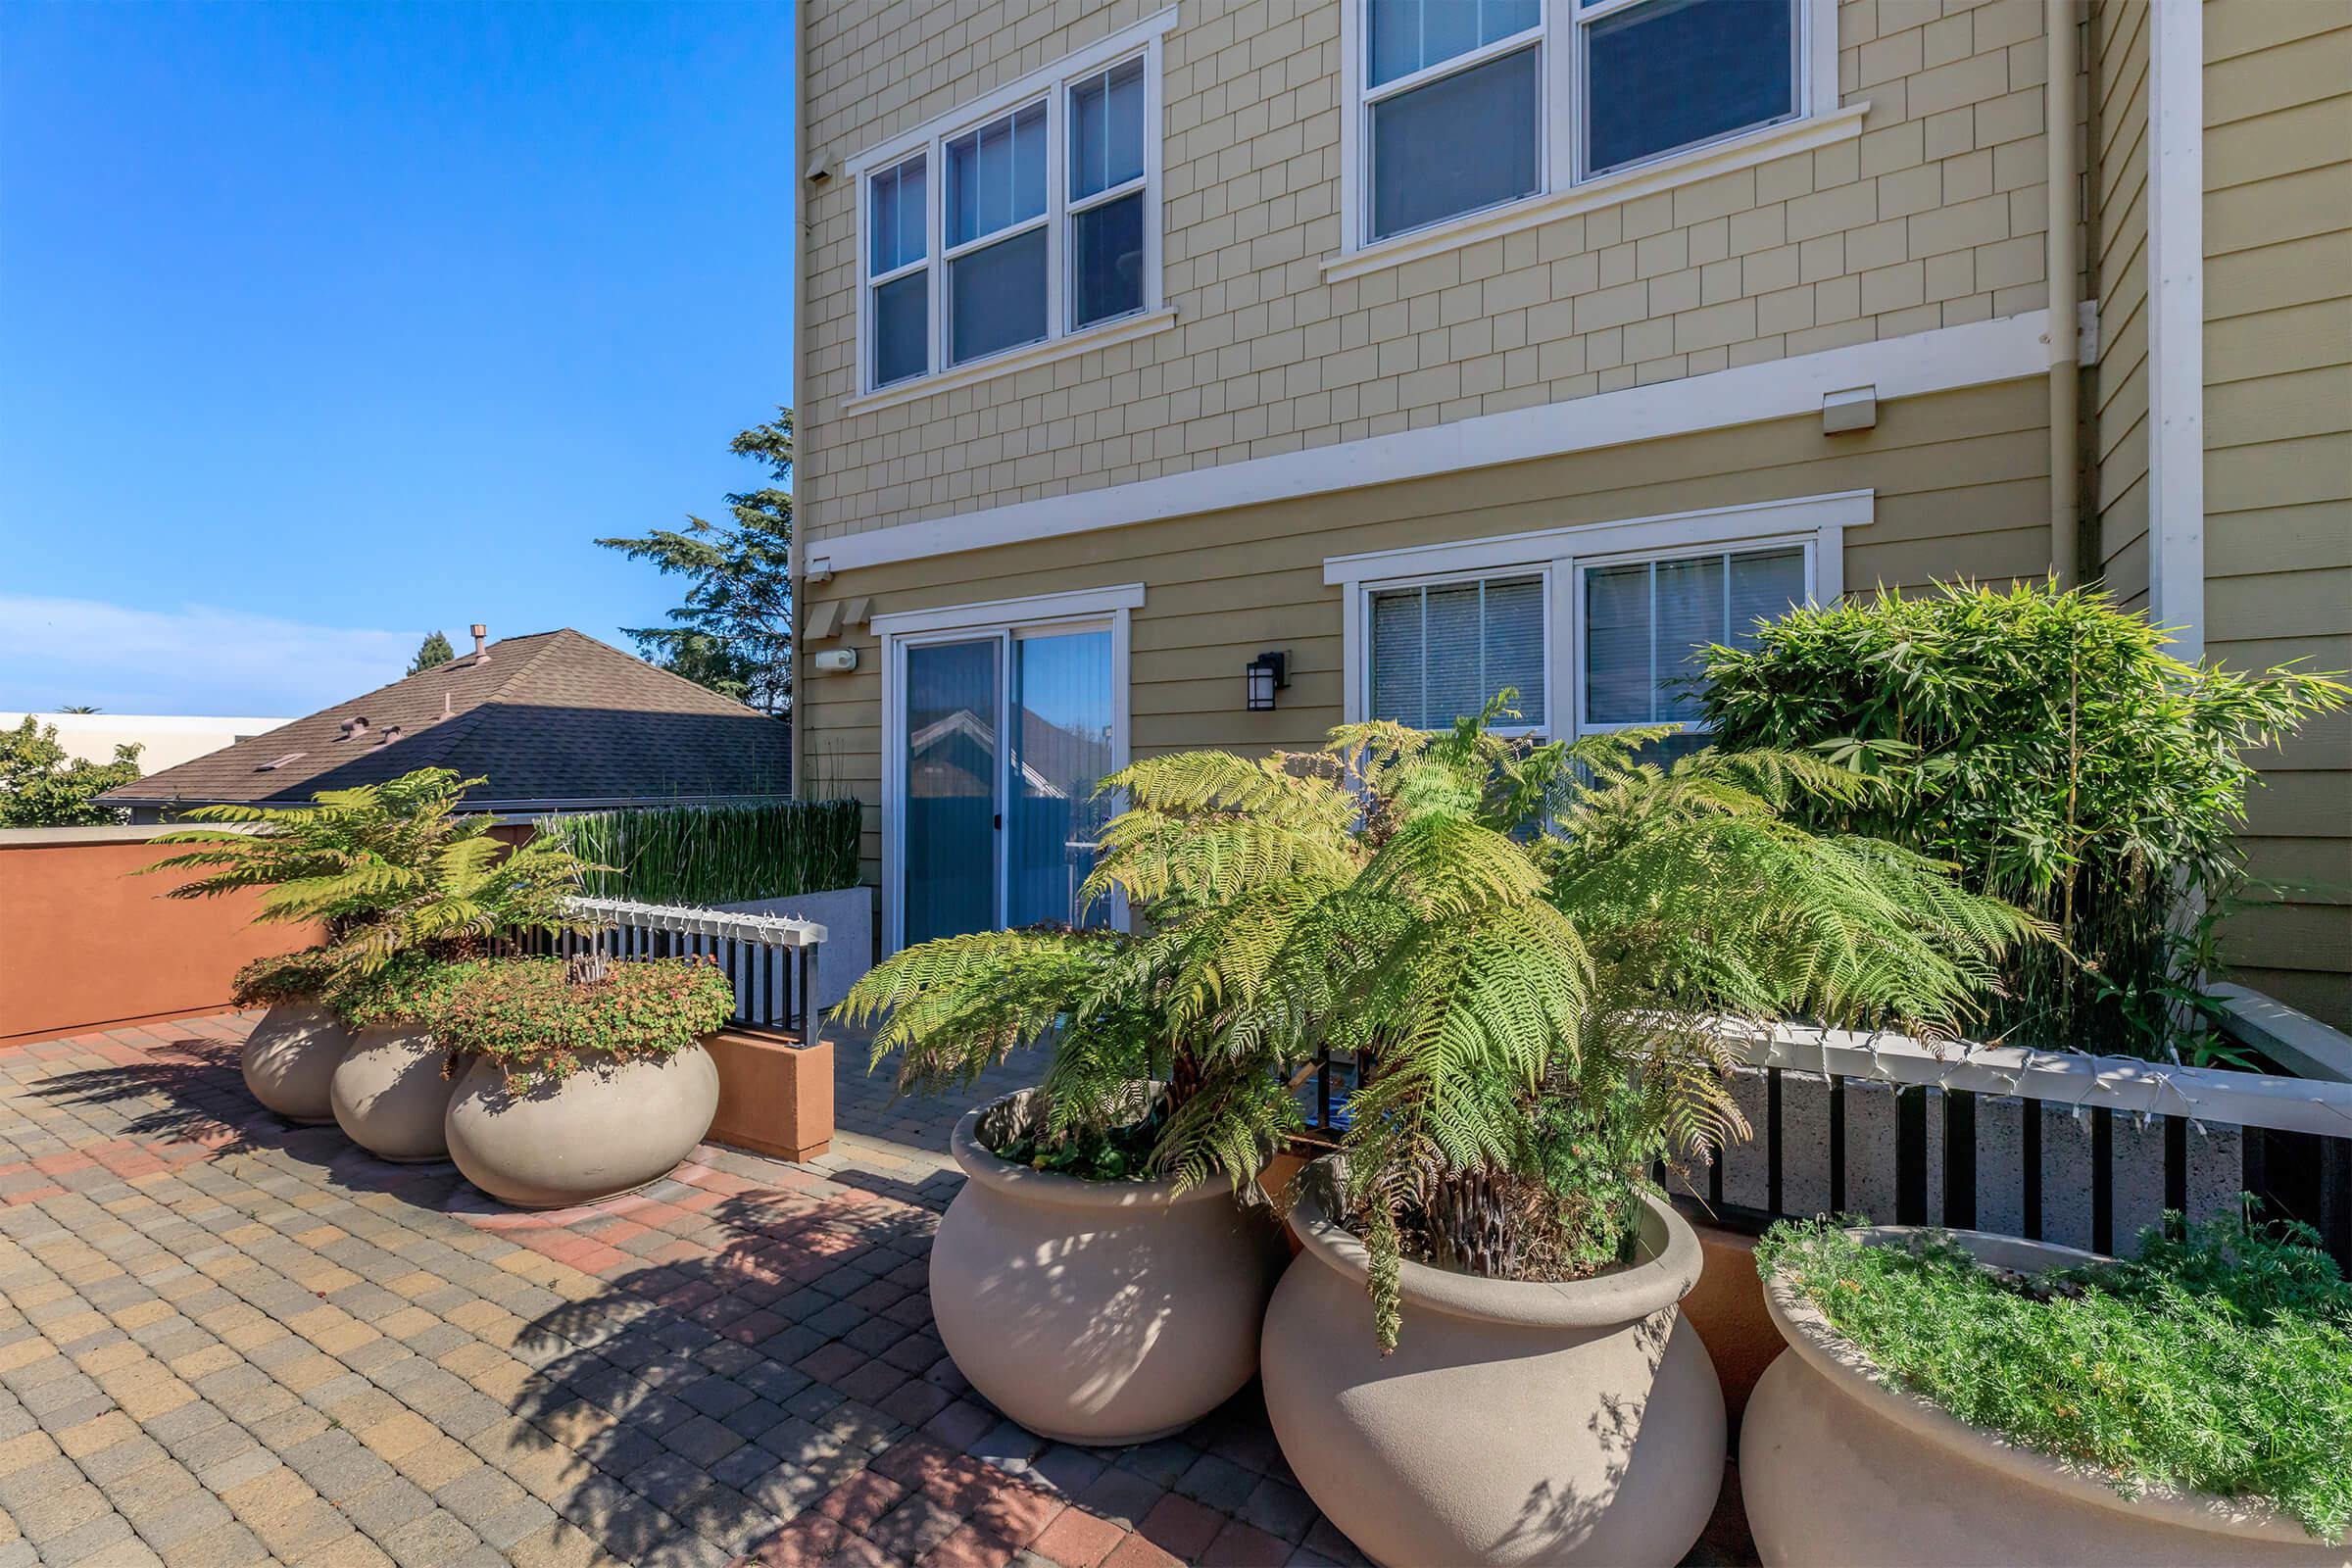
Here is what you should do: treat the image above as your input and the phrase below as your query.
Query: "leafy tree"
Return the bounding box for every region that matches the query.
[846,698,2036,1348]
[143,766,593,978]
[0,717,142,826]
[408,631,456,675]
[599,409,794,714]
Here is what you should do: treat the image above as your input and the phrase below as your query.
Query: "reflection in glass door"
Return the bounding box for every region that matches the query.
[895,620,1120,949]
[903,638,1001,947]
[1007,626,1115,929]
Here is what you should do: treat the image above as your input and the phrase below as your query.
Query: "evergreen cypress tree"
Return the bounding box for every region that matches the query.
[408,630,456,674]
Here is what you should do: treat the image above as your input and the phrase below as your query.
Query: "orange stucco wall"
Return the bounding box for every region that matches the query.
[0,832,322,1045]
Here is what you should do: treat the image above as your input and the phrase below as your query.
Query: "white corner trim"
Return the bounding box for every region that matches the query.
[2146,0,2204,662]
[868,582,1146,638]
[843,8,1179,180]
[842,309,1178,417]
[1324,103,1870,283]
[812,310,2055,575]
[1322,490,1874,587]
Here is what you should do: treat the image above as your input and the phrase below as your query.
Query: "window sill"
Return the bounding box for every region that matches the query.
[1323,103,1870,284]
[842,308,1179,417]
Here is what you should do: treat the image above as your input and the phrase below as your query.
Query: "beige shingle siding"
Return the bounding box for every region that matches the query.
[2085,0,2148,605]
[797,0,2075,546]
[2201,0,2352,1027]
[800,377,2053,879]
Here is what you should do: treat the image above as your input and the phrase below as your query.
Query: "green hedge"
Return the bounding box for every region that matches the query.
[539,799,861,906]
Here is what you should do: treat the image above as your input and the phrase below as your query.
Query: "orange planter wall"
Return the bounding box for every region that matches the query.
[0,829,322,1046]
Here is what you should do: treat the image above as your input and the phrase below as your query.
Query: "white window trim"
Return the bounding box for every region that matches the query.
[846,9,1173,404]
[1334,0,1849,281]
[1332,491,1866,727]
[877,584,1141,955]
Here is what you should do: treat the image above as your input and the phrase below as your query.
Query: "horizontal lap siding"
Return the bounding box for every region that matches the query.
[2087,0,2149,604]
[2200,0,2352,1027]
[802,378,2051,882]
[798,0,2081,546]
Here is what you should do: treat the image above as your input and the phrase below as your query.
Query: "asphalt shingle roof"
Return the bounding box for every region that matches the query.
[103,629,791,809]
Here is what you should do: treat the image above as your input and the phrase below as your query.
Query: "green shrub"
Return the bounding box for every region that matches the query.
[1756,1215,2352,1541]
[1696,582,2346,1060]
[433,956,737,1085]
[539,800,861,906]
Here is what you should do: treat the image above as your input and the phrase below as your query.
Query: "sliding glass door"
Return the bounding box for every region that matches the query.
[894,620,1119,948]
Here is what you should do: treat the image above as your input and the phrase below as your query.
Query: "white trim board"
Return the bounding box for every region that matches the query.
[2146,0,2204,662]
[869,582,1146,637]
[810,310,2056,576]
[1323,491,1871,588]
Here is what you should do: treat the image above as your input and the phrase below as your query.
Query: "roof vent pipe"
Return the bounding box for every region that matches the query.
[470,623,489,662]
[340,715,368,739]
[378,725,403,746]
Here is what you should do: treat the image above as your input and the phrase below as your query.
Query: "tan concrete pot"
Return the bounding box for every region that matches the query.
[240,1001,348,1124]
[444,1043,719,1209]
[328,1023,458,1162]
[1263,1175,1725,1568]
[930,1089,1285,1446]
[1743,1226,2346,1567]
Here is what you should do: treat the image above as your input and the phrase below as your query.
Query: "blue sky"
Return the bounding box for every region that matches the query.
[0,0,795,715]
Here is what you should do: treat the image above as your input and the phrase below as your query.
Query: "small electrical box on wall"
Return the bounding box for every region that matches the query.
[811,648,858,674]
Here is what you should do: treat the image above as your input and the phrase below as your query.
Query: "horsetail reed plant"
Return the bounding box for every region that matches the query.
[538,800,860,906]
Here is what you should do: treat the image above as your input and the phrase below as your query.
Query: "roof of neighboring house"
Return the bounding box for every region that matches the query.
[102,629,791,811]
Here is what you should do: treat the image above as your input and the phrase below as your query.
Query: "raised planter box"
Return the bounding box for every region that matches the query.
[705,1027,833,1162]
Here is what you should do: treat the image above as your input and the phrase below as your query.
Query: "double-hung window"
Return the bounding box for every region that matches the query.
[856,23,1162,396]
[1352,0,1815,246]
[1368,574,1548,734]
[1339,494,1865,755]
[1578,544,1806,762]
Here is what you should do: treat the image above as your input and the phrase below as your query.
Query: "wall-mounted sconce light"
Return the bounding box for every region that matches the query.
[1246,651,1288,711]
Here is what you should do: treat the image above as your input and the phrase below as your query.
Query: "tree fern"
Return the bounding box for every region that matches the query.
[846,691,2037,1351]
[141,767,592,987]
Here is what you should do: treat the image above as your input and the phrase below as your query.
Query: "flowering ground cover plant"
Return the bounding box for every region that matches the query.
[325,952,484,1030]
[433,956,737,1086]
[1756,1214,2352,1541]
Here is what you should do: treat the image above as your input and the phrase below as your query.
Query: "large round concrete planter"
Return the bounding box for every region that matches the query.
[1263,1173,1724,1568]
[930,1089,1284,1446]
[240,1001,348,1124]
[1742,1226,2346,1567]
[444,1044,719,1209]
[329,1024,458,1162]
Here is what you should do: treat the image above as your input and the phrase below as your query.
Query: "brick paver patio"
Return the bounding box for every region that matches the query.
[0,1012,1754,1567]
